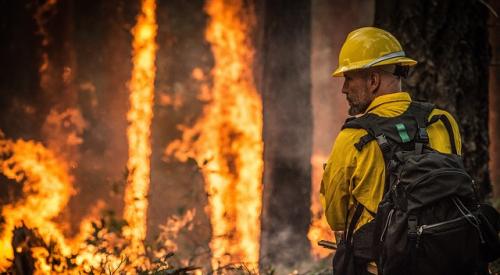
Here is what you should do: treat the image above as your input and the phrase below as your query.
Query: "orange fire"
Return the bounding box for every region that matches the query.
[165,0,262,269]
[308,153,335,258]
[122,0,158,263]
[1,0,171,272]
[0,137,74,270]
[156,209,196,258]
[0,138,125,273]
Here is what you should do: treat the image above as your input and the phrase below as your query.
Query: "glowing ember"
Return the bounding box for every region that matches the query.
[308,153,335,258]
[166,0,262,269]
[0,137,74,269]
[122,0,158,262]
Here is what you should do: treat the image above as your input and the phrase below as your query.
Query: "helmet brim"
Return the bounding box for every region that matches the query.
[331,57,418,77]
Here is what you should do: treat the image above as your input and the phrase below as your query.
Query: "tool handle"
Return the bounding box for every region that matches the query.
[318,240,337,250]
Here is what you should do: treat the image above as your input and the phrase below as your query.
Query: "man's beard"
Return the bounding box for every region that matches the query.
[348,100,370,116]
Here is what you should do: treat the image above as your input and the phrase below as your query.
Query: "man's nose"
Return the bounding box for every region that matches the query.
[341,80,348,94]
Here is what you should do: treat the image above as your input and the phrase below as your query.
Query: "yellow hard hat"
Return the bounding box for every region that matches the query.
[332,27,417,77]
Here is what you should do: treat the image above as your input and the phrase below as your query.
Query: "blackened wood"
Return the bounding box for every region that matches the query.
[259,0,313,268]
[375,0,491,197]
[488,0,500,198]
[0,0,44,140]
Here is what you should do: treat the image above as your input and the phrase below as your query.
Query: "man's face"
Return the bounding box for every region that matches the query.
[342,70,374,116]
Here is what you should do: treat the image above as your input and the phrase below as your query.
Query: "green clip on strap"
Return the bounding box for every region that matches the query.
[395,123,410,143]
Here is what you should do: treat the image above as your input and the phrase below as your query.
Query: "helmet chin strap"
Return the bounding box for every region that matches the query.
[393,65,409,78]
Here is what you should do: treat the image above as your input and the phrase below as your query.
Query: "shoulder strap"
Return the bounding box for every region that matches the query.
[405,102,435,153]
[428,114,458,154]
[344,203,365,244]
[342,114,379,133]
[406,102,435,128]
[340,101,436,155]
[342,114,382,152]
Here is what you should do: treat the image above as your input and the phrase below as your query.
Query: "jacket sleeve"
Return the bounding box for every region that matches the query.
[320,129,358,231]
[321,128,386,231]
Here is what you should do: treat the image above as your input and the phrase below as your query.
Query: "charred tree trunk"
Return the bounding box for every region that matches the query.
[0,0,44,141]
[259,0,313,268]
[488,1,500,199]
[375,0,491,197]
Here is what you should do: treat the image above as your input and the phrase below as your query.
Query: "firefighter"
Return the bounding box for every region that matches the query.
[320,27,462,274]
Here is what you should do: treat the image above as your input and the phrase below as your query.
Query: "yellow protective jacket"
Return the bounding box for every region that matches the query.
[320,92,462,232]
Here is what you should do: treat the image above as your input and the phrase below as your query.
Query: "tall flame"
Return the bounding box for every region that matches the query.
[0,138,74,270]
[308,153,334,258]
[165,0,262,269]
[122,0,158,260]
[0,0,164,272]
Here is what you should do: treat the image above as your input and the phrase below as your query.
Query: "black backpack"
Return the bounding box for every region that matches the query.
[339,101,500,275]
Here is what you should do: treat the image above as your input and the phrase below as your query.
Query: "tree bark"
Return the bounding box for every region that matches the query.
[375,0,491,197]
[259,0,313,269]
[488,0,500,199]
[0,0,44,140]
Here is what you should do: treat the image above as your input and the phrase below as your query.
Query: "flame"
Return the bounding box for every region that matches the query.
[0,137,74,270]
[0,139,127,273]
[308,153,334,258]
[156,209,196,257]
[0,0,176,272]
[165,0,262,269]
[122,0,158,262]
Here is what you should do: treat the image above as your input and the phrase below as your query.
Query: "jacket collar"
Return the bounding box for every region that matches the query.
[364,92,412,114]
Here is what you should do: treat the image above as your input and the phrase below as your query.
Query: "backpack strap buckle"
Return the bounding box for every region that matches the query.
[354,134,375,151]
[376,134,390,153]
[417,127,429,143]
[415,128,428,154]
[408,215,418,239]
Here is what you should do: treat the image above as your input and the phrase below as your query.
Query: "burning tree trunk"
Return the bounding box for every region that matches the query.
[259,0,313,268]
[374,0,491,197]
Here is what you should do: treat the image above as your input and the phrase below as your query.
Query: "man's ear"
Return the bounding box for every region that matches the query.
[368,71,381,94]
